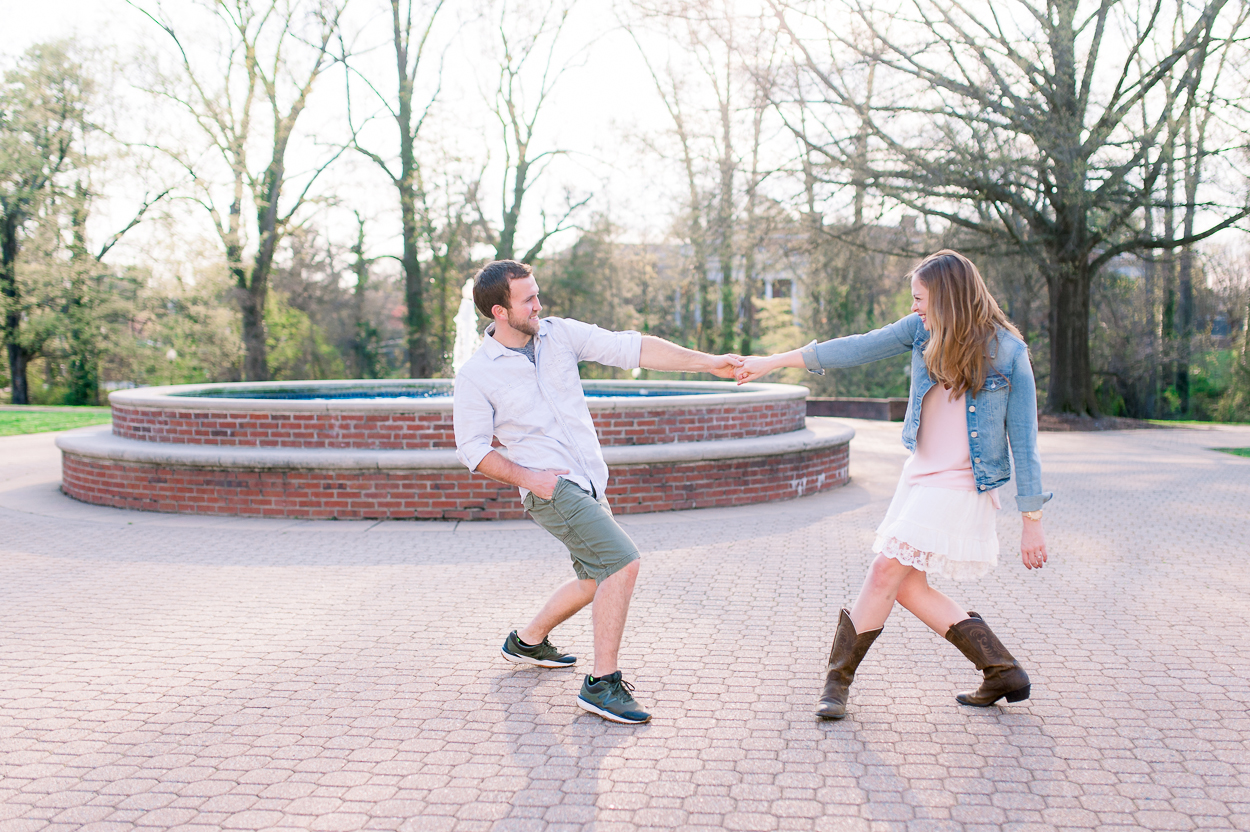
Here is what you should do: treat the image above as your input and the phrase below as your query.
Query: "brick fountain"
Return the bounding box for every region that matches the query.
[56,379,853,520]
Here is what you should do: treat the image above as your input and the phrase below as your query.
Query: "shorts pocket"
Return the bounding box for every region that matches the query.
[524,478,565,510]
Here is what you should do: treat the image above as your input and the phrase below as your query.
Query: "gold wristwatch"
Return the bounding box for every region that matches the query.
[1022,510,1043,521]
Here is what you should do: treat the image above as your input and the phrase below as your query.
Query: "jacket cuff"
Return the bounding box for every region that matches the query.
[1014,491,1053,512]
[800,340,825,375]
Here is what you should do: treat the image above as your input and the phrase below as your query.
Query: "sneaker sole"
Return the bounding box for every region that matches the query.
[500,648,576,669]
[576,695,651,724]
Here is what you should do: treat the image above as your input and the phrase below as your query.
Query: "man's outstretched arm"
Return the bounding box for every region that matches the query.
[639,335,742,378]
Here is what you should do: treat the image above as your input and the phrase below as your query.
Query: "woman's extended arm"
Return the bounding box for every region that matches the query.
[736,314,923,384]
[735,350,805,383]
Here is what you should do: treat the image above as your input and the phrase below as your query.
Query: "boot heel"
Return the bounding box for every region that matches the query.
[1005,684,1031,703]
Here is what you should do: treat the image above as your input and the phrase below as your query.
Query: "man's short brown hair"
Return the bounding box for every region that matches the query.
[473,260,533,319]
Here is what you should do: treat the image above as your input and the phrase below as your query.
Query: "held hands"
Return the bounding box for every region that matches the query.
[707,354,745,379]
[735,355,777,384]
[1021,518,1048,570]
[526,468,568,501]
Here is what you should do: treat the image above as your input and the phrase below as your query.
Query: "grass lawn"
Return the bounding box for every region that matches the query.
[0,407,112,436]
[1147,418,1250,426]
[1214,447,1250,458]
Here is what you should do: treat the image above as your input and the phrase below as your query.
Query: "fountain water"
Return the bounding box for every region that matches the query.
[452,279,482,374]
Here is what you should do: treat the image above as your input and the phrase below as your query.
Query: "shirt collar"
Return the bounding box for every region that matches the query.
[482,319,549,360]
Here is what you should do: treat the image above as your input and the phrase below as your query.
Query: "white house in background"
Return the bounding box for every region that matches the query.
[620,216,927,328]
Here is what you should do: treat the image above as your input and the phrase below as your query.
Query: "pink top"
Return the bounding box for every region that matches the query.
[905,384,1001,508]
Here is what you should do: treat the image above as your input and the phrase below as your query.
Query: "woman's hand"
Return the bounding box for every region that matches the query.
[1021,517,1048,570]
[735,355,777,384]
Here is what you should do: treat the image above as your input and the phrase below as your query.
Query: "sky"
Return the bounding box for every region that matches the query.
[6,0,710,278]
[13,0,1245,284]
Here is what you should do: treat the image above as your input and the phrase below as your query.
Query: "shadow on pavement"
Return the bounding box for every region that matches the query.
[484,667,646,831]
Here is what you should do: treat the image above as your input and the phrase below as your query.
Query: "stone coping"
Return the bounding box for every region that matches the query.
[107,379,807,413]
[57,419,854,471]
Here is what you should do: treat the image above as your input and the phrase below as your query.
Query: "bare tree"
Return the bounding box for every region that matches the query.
[1171,0,1246,413]
[737,17,781,355]
[343,0,446,377]
[134,0,346,381]
[626,23,712,349]
[478,0,590,265]
[773,0,1250,414]
[626,1,781,353]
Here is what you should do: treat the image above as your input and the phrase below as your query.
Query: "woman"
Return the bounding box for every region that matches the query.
[736,250,1051,719]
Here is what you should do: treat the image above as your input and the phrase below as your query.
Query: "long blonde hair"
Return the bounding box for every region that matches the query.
[913,250,1022,398]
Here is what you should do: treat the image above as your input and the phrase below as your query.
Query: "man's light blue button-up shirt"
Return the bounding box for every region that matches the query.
[453,316,642,502]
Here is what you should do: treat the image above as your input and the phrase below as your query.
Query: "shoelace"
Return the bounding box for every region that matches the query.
[608,677,636,696]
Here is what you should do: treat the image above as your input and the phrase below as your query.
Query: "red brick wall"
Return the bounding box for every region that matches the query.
[61,444,847,521]
[592,402,805,446]
[110,408,459,450]
[110,399,806,449]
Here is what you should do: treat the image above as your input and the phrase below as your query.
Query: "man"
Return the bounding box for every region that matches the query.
[453,260,741,724]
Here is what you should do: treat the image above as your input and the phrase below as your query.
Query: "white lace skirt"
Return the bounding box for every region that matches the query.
[872,476,999,581]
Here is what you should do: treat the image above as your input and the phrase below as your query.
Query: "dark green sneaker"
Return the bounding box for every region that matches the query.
[501,630,577,668]
[577,671,651,724]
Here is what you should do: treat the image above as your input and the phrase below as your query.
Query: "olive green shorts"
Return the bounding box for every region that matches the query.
[522,478,640,583]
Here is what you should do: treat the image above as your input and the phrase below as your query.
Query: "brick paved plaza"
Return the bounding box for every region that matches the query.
[2,418,1249,832]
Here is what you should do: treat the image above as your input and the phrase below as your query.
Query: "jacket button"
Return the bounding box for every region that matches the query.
[974,457,981,463]
[978,485,985,490]
[968,405,975,412]
[970,431,978,438]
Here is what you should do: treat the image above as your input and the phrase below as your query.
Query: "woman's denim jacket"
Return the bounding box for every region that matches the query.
[800,313,1053,512]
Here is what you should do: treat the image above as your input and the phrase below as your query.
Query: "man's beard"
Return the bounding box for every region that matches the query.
[507,308,540,337]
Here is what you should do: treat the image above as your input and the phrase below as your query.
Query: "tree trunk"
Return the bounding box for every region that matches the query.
[350,213,379,380]
[400,188,428,378]
[242,150,288,383]
[235,186,270,382]
[1045,260,1097,414]
[65,183,99,405]
[717,87,735,354]
[2,212,29,405]
[741,231,756,357]
[6,343,29,405]
[1162,142,1177,406]
[244,233,277,381]
[394,11,430,380]
[1177,103,1203,416]
[497,157,529,263]
[240,284,268,382]
[1177,246,1194,413]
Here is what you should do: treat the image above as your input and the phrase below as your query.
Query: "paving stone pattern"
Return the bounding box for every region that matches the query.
[2,419,1249,832]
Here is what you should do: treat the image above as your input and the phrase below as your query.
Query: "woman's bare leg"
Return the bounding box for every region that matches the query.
[848,554,915,631]
[894,568,968,635]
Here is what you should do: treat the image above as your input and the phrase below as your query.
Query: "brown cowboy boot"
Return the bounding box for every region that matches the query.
[816,609,882,719]
[944,612,1031,706]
